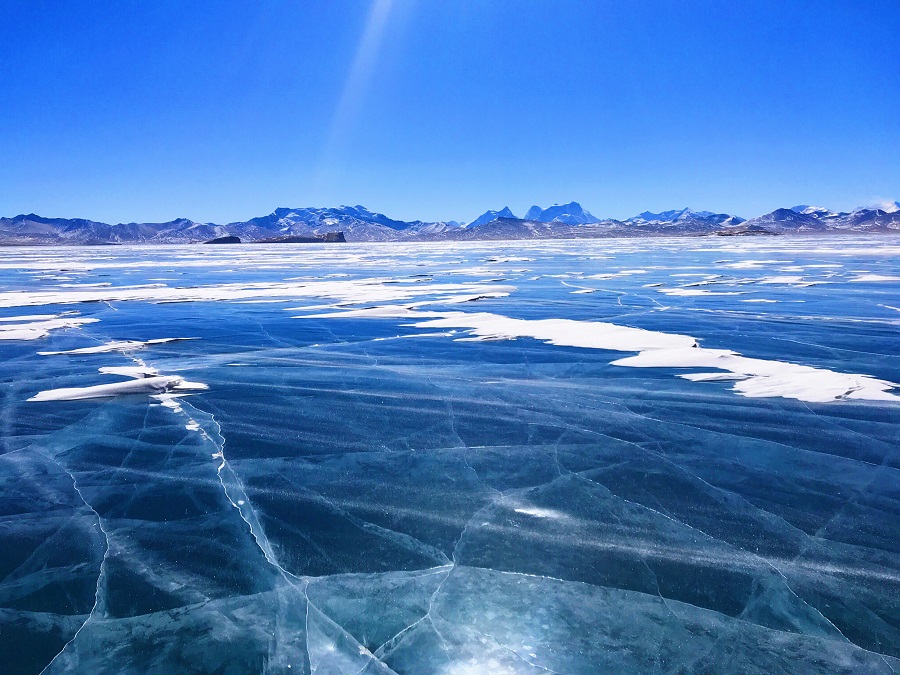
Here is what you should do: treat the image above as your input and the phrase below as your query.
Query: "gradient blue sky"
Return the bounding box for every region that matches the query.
[1,0,898,224]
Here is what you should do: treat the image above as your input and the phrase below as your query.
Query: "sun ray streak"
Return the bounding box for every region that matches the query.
[314,0,395,189]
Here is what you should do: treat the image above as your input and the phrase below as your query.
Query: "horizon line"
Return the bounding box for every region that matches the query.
[5,199,900,227]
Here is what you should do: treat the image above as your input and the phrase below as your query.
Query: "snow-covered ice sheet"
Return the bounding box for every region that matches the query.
[1,236,898,674]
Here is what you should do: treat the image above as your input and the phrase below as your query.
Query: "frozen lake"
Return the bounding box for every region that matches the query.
[1,237,899,673]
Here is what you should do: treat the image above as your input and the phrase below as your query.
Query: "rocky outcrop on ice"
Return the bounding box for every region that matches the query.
[204,235,242,244]
[254,232,347,244]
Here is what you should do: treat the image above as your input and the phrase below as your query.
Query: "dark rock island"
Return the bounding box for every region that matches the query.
[255,232,346,244]
[203,235,242,244]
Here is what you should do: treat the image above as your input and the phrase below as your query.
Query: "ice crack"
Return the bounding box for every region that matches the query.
[38,455,110,675]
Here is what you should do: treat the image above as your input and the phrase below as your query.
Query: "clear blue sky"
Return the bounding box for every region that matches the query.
[1,0,898,224]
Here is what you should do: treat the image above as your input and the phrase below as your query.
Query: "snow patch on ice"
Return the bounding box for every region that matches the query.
[658,288,743,297]
[0,278,515,310]
[28,375,207,402]
[849,274,900,282]
[28,358,206,403]
[301,308,899,403]
[679,372,750,382]
[513,506,569,520]
[38,337,196,355]
[719,260,792,269]
[757,276,825,286]
[614,347,899,403]
[0,314,99,341]
[0,314,61,322]
[413,312,697,352]
[98,365,160,378]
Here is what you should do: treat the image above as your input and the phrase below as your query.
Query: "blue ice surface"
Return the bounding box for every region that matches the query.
[0,237,898,673]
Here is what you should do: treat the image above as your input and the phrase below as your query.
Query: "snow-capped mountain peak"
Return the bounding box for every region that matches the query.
[626,208,742,226]
[2,199,898,245]
[869,200,900,213]
[524,202,599,225]
[464,207,516,228]
[790,205,837,216]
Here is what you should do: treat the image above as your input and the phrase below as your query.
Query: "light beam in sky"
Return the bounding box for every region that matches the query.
[312,0,395,197]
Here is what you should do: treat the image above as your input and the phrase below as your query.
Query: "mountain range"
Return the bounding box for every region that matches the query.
[1,201,898,245]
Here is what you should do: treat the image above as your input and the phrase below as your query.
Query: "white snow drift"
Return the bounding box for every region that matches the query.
[299,307,900,404]
[0,314,98,341]
[28,365,207,402]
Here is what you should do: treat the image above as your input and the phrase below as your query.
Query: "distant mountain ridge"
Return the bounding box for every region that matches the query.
[465,207,517,228]
[1,200,898,245]
[524,202,600,224]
